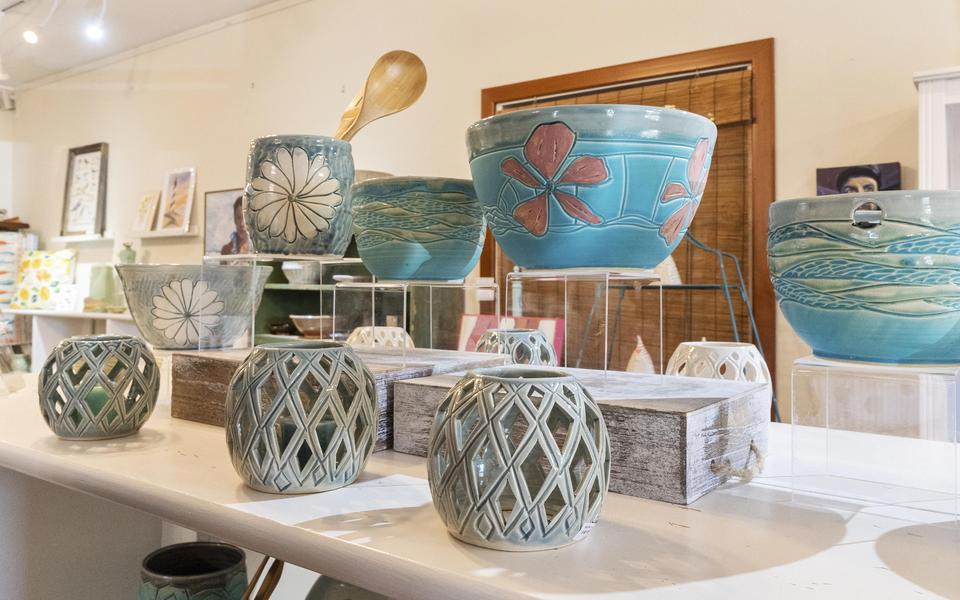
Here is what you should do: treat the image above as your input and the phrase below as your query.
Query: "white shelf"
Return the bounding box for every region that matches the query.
[50,232,114,244]
[134,227,198,239]
[0,380,954,599]
[5,308,133,321]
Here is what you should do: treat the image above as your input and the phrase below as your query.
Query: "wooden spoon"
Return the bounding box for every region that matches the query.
[334,50,427,141]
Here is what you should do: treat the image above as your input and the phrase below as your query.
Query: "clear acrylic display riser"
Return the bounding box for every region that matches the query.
[789,355,959,520]
[332,278,501,361]
[505,267,663,375]
[196,254,363,351]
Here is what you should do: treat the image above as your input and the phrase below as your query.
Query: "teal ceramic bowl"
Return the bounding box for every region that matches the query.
[466,104,716,269]
[769,190,960,363]
[352,177,485,281]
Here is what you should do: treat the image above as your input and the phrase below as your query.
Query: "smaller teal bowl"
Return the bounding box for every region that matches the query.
[352,177,485,281]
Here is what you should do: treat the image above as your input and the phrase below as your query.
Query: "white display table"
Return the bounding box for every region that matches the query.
[0,378,957,599]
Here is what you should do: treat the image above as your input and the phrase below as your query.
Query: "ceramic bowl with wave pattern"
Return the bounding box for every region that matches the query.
[351,177,484,281]
[769,190,960,363]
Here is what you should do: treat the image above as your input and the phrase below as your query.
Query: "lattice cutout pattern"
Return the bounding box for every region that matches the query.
[38,335,159,440]
[225,343,377,494]
[475,329,557,367]
[666,341,771,384]
[427,367,610,550]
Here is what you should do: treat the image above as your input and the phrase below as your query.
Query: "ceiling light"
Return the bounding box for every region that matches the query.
[22,30,38,44]
[84,23,103,41]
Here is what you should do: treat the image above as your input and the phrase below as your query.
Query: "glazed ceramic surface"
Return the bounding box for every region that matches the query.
[666,341,771,384]
[116,265,271,350]
[245,135,355,256]
[466,105,716,269]
[352,177,485,280]
[225,341,377,494]
[427,367,610,551]
[38,335,159,440]
[769,191,960,363]
[139,542,246,600]
[474,328,557,366]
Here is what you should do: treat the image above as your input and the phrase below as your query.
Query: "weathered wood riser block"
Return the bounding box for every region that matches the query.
[393,369,770,505]
[170,347,506,451]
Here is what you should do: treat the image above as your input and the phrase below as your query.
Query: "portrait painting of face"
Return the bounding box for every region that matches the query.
[816,162,900,195]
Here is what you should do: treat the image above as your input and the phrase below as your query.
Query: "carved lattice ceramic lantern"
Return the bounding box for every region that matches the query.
[225,341,377,494]
[38,335,159,440]
[475,328,557,366]
[427,367,610,551]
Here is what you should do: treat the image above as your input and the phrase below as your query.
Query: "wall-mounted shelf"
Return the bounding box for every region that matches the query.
[134,227,198,239]
[50,232,114,244]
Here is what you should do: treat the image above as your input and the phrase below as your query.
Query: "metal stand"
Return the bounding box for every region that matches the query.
[505,268,663,375]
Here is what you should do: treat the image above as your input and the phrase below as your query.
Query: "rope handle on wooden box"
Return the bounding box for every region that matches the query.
[711,441,765,481]
[243,555,285,600]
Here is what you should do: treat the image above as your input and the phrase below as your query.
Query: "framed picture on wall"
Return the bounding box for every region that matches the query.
[61,142,108,236]
[816,162,901,195]
[133,191,160,232]
[156,167,196,232]
[204,188,249,256]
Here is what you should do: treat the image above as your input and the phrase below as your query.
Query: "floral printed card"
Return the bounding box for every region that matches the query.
[12,250,77,310]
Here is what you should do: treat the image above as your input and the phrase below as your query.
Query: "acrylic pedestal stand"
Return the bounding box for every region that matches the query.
[505,268,664,376]
[332,278,501,364]
[791,355,959,520]
[202,253,363,348]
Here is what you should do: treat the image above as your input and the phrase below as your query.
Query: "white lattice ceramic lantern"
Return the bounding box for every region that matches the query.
[346,326,415,350]
[427,367,610,551]
[666,341,771,384]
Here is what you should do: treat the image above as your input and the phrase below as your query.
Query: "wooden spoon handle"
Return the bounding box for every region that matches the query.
[334,88,365,140]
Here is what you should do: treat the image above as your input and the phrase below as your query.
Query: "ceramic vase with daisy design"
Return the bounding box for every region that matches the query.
[116,265,271,350]
[244,134,355,256]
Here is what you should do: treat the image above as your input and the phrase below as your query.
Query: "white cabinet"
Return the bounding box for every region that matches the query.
[915,66,960,188]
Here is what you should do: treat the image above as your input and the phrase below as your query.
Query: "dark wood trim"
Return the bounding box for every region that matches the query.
[478,38,777,384]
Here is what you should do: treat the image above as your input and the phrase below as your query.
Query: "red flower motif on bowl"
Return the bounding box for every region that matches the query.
[500,122,609,237]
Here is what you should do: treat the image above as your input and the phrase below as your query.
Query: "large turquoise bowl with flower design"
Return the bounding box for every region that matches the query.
[352,177,485,281]
[244,134,354,256]
[465,105,717,269]
[770,191,960,363]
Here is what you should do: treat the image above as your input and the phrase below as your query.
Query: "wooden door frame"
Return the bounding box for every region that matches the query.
[478,38,776,379]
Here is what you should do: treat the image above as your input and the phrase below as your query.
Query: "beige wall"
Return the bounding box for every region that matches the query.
[0,110,12,214]
[8,0,960,407]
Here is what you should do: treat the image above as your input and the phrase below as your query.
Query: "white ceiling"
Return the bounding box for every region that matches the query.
[0,0,283,87]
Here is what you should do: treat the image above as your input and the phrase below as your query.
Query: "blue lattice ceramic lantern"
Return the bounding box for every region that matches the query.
[352,177,485,280]
[245,134,355,256]
[39,335,159,440]
[225,341,377,494]
[769,190,960,363]
[427,367,610,551]
[466,105,716,269]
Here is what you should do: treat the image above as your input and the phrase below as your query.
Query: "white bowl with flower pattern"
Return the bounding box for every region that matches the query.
[116,265,271,350]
